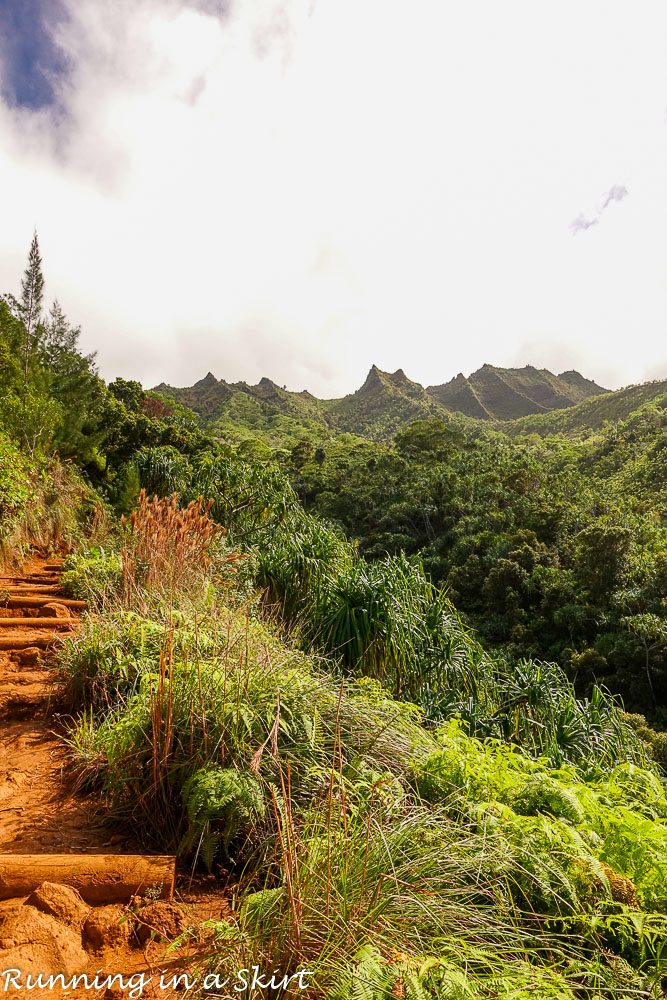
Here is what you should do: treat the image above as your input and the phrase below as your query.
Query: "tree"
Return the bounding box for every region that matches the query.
[0,299,23,389]
[395,418,462,461]
[573,524,633,601]
[44,299,79,357]
[622,613,667,711]
[19,232,45,382]
[108,378,145,411]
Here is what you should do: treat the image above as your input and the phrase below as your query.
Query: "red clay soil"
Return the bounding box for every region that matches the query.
[0,557,231,998]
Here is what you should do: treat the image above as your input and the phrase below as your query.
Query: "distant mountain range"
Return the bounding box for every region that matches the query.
[427,365,606,420]
[154,364,664,444]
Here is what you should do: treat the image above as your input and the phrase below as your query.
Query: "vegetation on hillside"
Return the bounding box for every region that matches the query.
[1,234,666,996]
[427,364,608,420]
[290,411,667,729]
[59,495,667,998]
[156,361,610,446]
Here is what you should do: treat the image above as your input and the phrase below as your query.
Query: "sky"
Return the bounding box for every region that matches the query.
[0,0,665,396]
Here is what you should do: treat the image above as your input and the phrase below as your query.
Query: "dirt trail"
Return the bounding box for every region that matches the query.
[0,557,229,997]
[0,557,125,855]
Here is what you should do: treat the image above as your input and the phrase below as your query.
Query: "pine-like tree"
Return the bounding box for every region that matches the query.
[45,299,79,357]
[20,231,45,381]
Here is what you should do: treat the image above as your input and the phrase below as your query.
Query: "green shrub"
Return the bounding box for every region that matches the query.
[62,548,122,605]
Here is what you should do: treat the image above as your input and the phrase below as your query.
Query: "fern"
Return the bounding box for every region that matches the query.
[180,766,265,866]
[328,944,393,1000]
[511,775,585,824]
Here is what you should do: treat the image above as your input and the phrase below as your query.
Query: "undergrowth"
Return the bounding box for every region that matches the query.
[0,431,102,568]
[56,497,667,998]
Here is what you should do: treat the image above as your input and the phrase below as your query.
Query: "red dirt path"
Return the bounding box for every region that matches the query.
[0,557,230,998]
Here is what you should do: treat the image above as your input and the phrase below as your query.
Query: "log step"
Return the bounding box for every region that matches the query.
[0,575,59,582]
[0,634,72,650]
[0,854,176,903]
[0,597,86,610]
[0,585,62,593]
[0,618,77,629]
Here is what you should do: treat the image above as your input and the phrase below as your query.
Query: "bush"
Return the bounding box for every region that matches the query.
[62,548,122,606]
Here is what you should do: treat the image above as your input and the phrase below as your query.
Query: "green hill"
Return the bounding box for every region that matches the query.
[154,372,330,447]
[154,363,610,444]
[427,364,608,420]
[4,234,667,1000]
[504,379,667,436]
[322,365,449,438]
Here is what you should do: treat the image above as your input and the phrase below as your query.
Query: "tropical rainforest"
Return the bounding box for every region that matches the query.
[1,235,666,997]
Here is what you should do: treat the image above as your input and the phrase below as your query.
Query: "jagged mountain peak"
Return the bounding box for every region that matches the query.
[361,364,386,389]
[152,363,613,442]
[359,365,421,393]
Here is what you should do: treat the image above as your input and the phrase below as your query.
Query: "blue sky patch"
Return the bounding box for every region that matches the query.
[0,0,68,110]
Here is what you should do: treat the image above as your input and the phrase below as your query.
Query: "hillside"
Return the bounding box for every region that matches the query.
[427,364,608,419]
[3,235,667,998]
[154,362,609,443]
[504,378,667,436]
[153,371,330,447]
[321,364,450,437]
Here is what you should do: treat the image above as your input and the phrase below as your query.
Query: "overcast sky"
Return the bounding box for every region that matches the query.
[0,0,665,395]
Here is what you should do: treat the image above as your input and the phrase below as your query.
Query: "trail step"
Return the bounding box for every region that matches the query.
[0,854,176,903]
[0,596,86,610]
[0,574,60,582]
[0,558,175,911]
[0,585,61,593]
[0,633,73,650]
[0,618,79,629]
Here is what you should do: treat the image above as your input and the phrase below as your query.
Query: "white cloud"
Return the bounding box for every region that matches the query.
[601,184,629,211]
[570,214,599,235]
[0,0,666,395]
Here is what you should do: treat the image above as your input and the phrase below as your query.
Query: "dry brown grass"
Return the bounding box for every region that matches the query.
[120,490,242,604]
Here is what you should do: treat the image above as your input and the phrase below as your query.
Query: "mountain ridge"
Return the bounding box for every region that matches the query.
[154,363,612,442]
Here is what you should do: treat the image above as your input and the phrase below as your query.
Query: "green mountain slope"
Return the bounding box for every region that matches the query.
[154,363,611,444]
[322,365,449,438]
[154,372,331,447]
[427,364,608,420]
[505,379,667,436]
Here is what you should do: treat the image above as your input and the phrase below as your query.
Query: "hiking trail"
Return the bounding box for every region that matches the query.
[0,555,228,998]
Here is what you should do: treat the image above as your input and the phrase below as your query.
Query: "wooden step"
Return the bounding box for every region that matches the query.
[0,854,176,903]
[0,618,78,629]
[0,597,86,610]
[0,585,62,593]
[0,633,72,650]
[0,575,59,582]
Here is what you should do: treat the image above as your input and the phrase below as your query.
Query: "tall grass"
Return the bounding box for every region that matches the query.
[257,524,646,770]
[119,490,244,606]
[56,491,667,998]
[62,605,432,854]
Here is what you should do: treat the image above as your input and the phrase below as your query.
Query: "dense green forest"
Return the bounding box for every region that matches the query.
[2,235,667,997]
[291,412,667,725]
[157,363,667,728]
